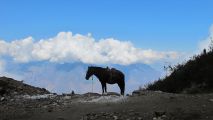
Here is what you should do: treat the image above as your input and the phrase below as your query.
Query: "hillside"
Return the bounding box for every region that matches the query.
[0,76,50,96]
[147,47,213,93]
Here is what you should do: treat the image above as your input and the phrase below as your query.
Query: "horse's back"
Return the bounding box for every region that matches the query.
[108,68,124,82]
[112,68,124,78]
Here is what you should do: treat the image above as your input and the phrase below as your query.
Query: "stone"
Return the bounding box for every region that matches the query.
[129,109,134,112]
[129,112,135,116]
[153,117,163,120]
[132,90,141,96]
[137,117,143,120]
[48,107,53,112]
[161,115,167,118]
[57,117,65,120]
[43,105,48,108]
[0,97,5,101]
[113,115,118,120]
[169,96,175,99]
[154,111,166,117]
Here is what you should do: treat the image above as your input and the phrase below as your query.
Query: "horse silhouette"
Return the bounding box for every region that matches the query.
[85,66,125,95]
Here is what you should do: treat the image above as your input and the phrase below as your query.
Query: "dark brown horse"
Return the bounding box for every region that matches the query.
[85,66,125,95]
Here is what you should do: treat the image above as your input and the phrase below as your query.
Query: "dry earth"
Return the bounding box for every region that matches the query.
[1,91,213,120]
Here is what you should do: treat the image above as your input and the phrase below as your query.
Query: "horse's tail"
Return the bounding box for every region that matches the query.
[121,73,125,95]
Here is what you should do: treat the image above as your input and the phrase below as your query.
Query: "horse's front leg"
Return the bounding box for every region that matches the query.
[104,83,107,94]
[101,82,105,94]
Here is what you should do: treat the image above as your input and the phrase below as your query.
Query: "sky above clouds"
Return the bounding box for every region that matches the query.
[0,0,213,93]
[1,0,213,51]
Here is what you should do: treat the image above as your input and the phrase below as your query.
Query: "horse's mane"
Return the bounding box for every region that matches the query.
[90,66,106,70]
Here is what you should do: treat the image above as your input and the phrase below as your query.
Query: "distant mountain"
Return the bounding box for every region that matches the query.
[2,61,161,94]
[113,63,161,83]
[54,62,161,93]
[54,62,161,86]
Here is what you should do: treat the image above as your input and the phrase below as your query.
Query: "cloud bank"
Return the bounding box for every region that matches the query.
[0,32,178,65]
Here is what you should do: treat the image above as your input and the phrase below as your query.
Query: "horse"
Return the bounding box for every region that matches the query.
[85,66,125,95]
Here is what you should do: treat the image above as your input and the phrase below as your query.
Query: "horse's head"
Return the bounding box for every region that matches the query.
[85,66,94,80]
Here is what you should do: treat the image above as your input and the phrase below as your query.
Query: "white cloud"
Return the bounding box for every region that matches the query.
[0,37,34,63]
[0,32,178,65]
[199,24,213,51]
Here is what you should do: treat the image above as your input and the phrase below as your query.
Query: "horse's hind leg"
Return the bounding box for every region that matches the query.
[118,83,125,95]
[101,82,106,94]
[104,83,107,94]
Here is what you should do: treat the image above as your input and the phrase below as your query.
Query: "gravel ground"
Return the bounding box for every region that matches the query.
[1,91,213,120]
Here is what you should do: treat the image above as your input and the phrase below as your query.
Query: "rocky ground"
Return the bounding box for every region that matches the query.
[1,77,213,120]
[0,77,49,96]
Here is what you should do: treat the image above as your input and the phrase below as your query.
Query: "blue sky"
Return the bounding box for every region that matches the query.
[1,0,213,51]
[0,0,213,93]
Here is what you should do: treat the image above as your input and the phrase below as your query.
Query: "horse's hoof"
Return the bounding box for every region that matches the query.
[102,92,108,96]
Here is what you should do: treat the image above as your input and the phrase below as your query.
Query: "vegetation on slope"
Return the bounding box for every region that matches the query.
[147,41,213,93]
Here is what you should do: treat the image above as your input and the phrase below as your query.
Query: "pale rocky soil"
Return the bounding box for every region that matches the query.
[1,91,213,120]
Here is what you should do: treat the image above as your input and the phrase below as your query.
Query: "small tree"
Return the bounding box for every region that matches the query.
[164,65,173,76]
[208,37,213,51]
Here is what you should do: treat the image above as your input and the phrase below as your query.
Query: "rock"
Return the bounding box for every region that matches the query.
[52,102,58,106]
[169,96,175,99]
[129,112,135,116]
[132,90,140,96]
[129,109,134,112]
[132,90,147,96]
[106,92,120,96]
[134,112,140,115]
[57,117,65,120]
[209,99,213,102]
[0,97,5,101]
[137,117,143,120]
[43,105,48,108]
[155,91,163,93]
[113,115,118,120]
[161,115,167,118]
[101,112,106,116]
[153,117,163,120]
[126,94,130,96]
[48,107,53,112]
[154,111,166,117]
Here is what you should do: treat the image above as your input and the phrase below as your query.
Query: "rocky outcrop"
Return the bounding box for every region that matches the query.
[0,76,49,97]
